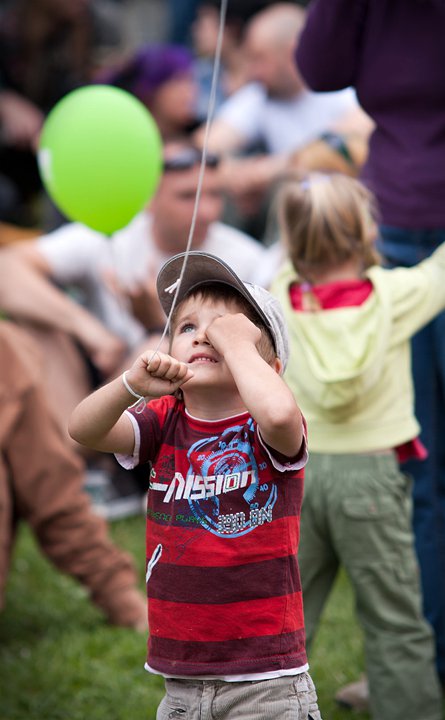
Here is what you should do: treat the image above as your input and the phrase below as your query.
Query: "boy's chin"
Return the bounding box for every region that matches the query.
[182,373,236,393]
[184,363,218,380]
[182,376,215,391]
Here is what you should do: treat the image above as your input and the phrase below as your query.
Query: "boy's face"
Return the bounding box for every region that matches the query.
[170,294,243,393]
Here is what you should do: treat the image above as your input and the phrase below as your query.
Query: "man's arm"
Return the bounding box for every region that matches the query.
[0,247,126,376]
[194,119,248,155]
[330,105,374,137]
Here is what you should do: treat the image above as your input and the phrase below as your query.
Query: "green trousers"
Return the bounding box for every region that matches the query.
[299,452,443,720]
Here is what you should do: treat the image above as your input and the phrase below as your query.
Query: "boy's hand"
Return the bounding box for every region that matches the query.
[125,350,193,398]
[206,313,262,356]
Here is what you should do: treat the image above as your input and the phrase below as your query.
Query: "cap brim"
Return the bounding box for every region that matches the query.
[157,251,274,338]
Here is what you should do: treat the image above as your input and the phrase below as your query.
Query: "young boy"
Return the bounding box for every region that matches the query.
[69,251,321,720]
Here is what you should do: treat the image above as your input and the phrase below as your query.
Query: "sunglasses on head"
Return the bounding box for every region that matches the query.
[163,148,220,172]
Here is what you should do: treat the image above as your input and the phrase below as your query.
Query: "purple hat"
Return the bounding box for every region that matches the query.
[102,44,194,101]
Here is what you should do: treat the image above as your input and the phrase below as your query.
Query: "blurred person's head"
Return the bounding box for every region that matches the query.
[243,3,307,98]
[102,45,199,140]
[192,0,274,59]
[192,0,280,97]
[149,140,224,254]
[192,3,230,60]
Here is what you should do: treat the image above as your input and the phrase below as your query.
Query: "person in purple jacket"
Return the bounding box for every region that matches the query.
[294,0,445,712]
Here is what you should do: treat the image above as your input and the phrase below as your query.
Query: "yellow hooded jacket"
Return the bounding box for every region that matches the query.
[271,244,445,453]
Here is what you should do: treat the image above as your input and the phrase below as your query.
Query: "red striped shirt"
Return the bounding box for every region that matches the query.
[129,395,308,677]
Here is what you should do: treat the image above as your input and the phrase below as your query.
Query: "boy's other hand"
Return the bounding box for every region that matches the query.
[206,313,262,356]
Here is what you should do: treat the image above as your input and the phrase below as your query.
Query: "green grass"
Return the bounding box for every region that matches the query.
[0,518,369,720]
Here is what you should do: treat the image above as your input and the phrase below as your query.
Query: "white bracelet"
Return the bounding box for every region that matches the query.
[122,371,144,401]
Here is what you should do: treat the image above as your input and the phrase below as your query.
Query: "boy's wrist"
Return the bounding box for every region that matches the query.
[121,371,146,413]
[122,370,143,401]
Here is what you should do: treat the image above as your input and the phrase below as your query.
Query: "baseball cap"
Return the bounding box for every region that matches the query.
[157,252,289,370]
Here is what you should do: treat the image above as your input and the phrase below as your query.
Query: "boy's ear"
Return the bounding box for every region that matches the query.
[272,357,283,375]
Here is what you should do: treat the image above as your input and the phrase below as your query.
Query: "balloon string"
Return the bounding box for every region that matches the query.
[127,0,228,413]
[150,0,228,357]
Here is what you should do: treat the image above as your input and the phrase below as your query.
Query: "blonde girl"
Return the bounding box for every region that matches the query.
[270,172,444,720]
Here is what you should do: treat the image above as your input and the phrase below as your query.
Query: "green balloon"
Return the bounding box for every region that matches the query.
[38,85,163,234]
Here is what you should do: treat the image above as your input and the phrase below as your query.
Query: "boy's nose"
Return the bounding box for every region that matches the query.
[193,329,210,345]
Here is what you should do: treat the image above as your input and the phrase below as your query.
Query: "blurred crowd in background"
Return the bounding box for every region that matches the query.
[0,0,335,234]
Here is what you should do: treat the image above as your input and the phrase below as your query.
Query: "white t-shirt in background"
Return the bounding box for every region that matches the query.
[216,82,358,154]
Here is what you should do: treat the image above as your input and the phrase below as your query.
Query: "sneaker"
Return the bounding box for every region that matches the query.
[335,675,369,711]
[84,467,144,521]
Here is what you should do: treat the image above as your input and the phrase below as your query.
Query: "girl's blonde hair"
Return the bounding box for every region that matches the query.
[277,173,381,284]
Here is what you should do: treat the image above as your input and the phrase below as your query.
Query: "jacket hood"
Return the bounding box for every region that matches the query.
[275,265,393,415]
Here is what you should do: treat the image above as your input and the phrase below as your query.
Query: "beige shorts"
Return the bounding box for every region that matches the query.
[156,672,322,720]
